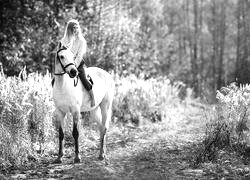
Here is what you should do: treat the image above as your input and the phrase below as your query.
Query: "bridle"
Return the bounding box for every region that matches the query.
[54,43,79,86]
[54,44,76,76]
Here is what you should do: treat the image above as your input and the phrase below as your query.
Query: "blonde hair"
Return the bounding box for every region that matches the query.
[62,19,84,47]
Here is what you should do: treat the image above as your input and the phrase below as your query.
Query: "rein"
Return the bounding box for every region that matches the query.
[54,44,79,87]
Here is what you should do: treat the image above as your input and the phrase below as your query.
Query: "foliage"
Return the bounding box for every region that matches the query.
[93,8,142,76]
[2,0,248,97]
[0,70,55,170]
[113,74,187,125]
[195,83,250,164]
[0,1,55,75]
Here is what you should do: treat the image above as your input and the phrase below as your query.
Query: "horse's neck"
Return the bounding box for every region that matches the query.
[54,62,63,74]
[54,75,68,88]
[55,75,77,89]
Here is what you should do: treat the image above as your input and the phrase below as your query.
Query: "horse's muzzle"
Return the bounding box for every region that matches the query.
[69,69,78,78]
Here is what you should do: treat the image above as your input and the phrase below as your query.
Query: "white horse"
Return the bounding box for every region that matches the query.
[53,45,114,163]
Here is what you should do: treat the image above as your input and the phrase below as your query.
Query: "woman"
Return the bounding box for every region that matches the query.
[57,19,95,107]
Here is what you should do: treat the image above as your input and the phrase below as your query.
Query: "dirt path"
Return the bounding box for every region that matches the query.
[8,126,203,180]
[6,103,249,179]
[4,104,210,179]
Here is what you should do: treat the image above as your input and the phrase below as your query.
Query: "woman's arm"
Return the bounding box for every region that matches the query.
[74,39,87,67]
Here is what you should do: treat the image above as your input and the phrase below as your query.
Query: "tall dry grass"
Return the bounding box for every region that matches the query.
[0,70,55,169]
[195,83,250,164]
[112,74,189,125]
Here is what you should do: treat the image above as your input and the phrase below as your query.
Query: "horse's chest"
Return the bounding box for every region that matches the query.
[53,88,82,110]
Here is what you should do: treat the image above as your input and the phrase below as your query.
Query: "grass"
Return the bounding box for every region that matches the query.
[0,70,55,170]
[194,83,250,166]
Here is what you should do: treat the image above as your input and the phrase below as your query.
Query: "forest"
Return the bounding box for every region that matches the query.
[2,0,250,97]
[1,0,250,179]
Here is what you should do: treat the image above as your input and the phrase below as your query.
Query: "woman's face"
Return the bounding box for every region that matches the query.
[72,24,80,37]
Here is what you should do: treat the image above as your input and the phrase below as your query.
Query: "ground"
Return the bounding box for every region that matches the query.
[3,103,250,179]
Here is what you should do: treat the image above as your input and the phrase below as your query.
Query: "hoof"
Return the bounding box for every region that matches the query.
[98,154,106,161]
[105,159,109,165]
[74,156,81,163]
[98,155,109,165]
[53,158,62,164]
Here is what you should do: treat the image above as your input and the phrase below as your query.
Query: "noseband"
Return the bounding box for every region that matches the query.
[54,44,76,76]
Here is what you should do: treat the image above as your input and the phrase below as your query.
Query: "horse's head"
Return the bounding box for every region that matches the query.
[56,47,78,78]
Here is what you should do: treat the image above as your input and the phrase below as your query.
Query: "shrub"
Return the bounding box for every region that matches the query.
[195,83,250,164]
[112,74,186,125]
[0,70,55,170]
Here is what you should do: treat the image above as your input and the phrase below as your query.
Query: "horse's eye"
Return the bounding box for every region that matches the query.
[60,55,64,59]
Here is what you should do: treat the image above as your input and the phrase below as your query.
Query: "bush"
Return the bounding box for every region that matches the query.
[112,74,186,125]
[0,70,55,170]
[195,83,250,164]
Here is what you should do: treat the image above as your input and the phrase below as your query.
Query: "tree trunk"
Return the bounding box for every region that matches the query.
[199,0,204,95]
[191,0,199,95]
[217,0,226,89]
[211,0,218,91]
[235,0,241,82]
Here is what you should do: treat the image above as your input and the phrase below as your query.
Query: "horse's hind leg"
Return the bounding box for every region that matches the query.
[90,107,106,160]
[99,98,112,160]
[53,109,66,163]
[99,122,107,161]
[72,111,81,163]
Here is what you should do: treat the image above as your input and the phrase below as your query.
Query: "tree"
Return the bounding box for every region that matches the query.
[235,0,250,84]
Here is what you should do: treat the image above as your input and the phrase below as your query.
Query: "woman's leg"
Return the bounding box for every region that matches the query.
[51,78,55,86]
[78,62,95,107]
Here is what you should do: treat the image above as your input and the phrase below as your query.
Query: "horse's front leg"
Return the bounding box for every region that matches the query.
[72,112,81,163]
[54,109,66,163]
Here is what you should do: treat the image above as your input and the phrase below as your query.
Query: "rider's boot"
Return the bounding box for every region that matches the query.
[89,89,95,107]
